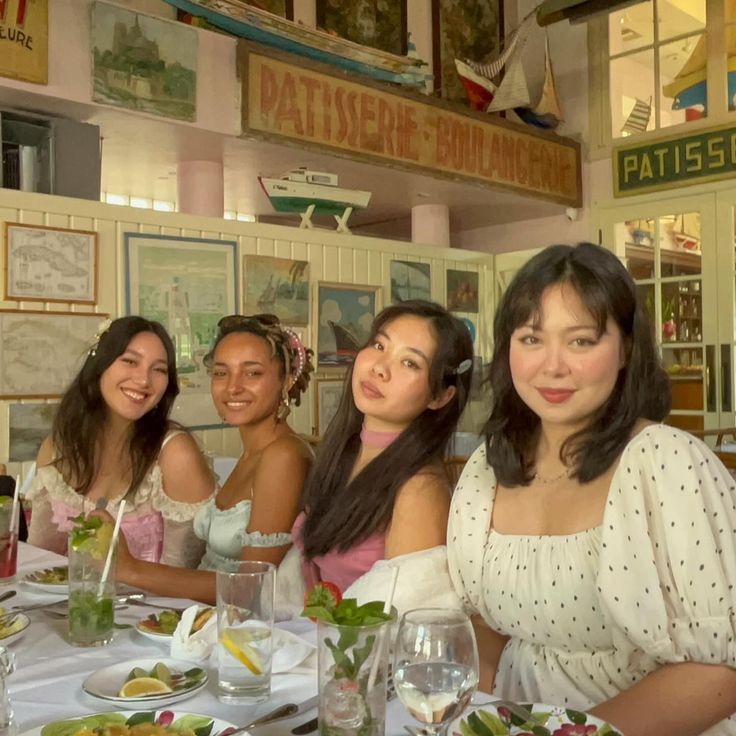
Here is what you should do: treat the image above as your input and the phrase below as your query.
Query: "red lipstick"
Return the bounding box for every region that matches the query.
[538,388,574,403]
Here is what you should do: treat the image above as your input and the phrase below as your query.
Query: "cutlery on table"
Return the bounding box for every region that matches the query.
[490,699,535,723]
[226,695,318,736]
[0,591,16,606]
[124,598,187,614]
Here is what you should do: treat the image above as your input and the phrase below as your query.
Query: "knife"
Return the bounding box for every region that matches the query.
[291,714,318,735]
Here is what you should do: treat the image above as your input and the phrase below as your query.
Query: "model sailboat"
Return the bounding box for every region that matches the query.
[455,14,564,129]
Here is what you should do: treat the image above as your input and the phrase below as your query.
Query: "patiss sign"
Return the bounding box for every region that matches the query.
[0,0,47,84]
[240,45,581,207]
[614,125,736,196]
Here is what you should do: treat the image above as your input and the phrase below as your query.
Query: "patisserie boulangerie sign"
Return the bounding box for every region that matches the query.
[239,43,582,208]
[0,0,47,85]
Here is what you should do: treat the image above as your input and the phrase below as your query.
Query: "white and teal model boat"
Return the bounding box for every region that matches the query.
[258,168,371,232]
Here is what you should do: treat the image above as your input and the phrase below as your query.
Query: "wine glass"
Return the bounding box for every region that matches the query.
[393,608,479,736]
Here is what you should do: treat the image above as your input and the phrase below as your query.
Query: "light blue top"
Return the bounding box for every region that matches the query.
[193,496,292,572]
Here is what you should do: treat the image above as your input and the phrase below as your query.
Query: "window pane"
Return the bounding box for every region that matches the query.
[658,0,705,42]
[611,50,655,137]
[621,219,656,278]
[610,2,653,55]
[659,213,701,276]
[660,33,706,127]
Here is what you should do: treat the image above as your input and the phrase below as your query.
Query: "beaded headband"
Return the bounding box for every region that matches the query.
[283,327,307,382]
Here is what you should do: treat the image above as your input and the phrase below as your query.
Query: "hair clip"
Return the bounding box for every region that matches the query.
[454,358,473,375]
[283,327,306,380]
[88,318,112,356]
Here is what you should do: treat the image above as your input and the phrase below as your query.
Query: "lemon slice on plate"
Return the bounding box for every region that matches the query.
[220,629,263,675]
[118,676,173,698]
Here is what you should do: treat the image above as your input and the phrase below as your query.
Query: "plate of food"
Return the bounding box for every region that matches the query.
[23,566,68,594]
[0,610,29,645]
[452,702,622,736]
[82,658,208,710]
[25,710,234,736]
[136,607,213,643]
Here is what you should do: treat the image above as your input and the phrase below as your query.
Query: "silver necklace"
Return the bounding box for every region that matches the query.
[533,468,571,484]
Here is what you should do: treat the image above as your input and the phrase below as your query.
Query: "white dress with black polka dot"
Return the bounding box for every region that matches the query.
[448,425,736,735]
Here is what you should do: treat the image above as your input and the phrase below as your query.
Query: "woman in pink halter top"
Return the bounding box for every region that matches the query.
[293,300,474,594]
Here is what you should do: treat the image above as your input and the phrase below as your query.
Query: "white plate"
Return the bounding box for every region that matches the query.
[82,657,208,710]
[134,620,173,643]
[22,566,68,594]
[19,710,235,736]
[450,702,621,735]
[0,613,29,645]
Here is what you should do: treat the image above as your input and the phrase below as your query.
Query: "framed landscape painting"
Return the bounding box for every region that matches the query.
[317,282,379,367]
[8,403,57,462]
[124,233,237,428]
[4,223,98,304]
[446,269,479,313]
[390,260,431,303]
[0,311,105,398]
[243,255,309,325]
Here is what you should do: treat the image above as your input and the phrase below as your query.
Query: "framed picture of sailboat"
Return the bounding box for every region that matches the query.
[243,255,310,325]
[316,282,380,367]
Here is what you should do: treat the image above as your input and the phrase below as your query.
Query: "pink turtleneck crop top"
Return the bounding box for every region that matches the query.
[291,511,385,593]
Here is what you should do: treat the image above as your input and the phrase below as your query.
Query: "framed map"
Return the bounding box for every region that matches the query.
[0,311,106,398]
[9,403,58,462]
[390,260,431,303]
[3,223,98,304]
[124,233,237,429]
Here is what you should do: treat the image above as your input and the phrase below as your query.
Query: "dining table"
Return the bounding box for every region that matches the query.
[6,542,430,736]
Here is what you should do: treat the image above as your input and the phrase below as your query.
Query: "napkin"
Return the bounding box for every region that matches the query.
[170,604,315,672]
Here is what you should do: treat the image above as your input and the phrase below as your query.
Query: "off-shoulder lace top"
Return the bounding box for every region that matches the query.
[26,431,210,568]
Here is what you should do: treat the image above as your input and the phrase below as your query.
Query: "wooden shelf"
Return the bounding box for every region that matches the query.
[626,243,701,269]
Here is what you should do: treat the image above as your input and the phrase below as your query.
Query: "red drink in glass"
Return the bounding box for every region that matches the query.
[0,499,18,582]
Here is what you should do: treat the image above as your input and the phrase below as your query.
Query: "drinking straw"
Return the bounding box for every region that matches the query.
[10,476,20,536]
[98,500,125,597]
[366,566,400,691]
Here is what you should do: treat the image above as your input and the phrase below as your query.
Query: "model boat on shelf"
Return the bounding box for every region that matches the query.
[164,0,429,88]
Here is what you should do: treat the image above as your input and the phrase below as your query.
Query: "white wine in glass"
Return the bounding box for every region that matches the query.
[393,608,479,736]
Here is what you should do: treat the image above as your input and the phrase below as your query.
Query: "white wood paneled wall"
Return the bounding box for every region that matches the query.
[0,190,494,479]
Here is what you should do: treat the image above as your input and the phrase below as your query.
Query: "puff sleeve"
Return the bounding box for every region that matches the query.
[597,425,736,671]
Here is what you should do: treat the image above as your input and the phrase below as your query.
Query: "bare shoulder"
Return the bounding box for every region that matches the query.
[158,431,214,502]
[36,436,55,467]
[159,430,205,464]
[395,464,451,507]
[259,434,313,466]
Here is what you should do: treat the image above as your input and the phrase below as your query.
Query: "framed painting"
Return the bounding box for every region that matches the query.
[92,2,197,122]
[316,0,407,56]
[446,269,479,313]
[178,0,293,20]
[0,310,106,399]
[243,255,309,325]
[315,378,345,437]
[8,402,57,462]
[317,282,380,367]
[432,0,502,102]
[0,0,48,84]
[124,233,237,429]
[390,260,431,303]
[3,222,98,304]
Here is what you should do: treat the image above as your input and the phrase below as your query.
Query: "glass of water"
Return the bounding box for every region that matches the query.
[393,608,479,736]
[215,561,275,704]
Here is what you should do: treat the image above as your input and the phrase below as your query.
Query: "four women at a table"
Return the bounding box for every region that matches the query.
[448,243,736,736]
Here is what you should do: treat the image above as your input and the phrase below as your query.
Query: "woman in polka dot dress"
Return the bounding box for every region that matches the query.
[448,243,736,736]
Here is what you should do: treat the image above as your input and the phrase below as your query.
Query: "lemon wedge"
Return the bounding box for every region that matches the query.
[220,629,263,675]
[118,676,173,698]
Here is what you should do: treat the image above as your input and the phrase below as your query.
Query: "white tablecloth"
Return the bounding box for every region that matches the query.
[8,543,419,736]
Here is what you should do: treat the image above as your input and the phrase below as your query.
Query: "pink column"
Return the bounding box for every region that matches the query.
[411,204,450,248]
[177,160,224,217]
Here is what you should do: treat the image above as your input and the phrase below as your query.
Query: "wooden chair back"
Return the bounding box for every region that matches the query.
[690,428,736,470]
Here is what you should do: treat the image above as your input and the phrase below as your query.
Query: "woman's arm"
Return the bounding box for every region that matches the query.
[241,437,311,566]
[158,432,215,503]
[589,662,736,736]
[384,469,450,558]
[473,614,510,694]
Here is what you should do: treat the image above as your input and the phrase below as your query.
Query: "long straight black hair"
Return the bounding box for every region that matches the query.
[484,243,671,485]
[51,316,179,497]
[301,300,474,557]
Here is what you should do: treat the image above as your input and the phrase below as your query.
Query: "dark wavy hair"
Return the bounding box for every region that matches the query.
[51,316,179,497]
[301,300,474,557]
[203,313,314,407]
[484,242,671,486]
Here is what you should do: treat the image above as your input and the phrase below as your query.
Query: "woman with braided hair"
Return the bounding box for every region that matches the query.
[105,313,315,604]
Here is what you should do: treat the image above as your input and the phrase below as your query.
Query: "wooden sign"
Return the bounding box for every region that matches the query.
[239,43,581,207]
[0,0,48,84]
[614,124,736,197]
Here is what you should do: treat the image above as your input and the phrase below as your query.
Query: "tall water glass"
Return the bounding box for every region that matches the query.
[393,608,479,736]
[0,500,18,584]
[216,561,275,703]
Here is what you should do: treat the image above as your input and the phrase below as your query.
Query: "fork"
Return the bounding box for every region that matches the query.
[124,598,188,614]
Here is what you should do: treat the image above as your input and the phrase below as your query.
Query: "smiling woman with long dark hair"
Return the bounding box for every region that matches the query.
[27,316,214,567]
